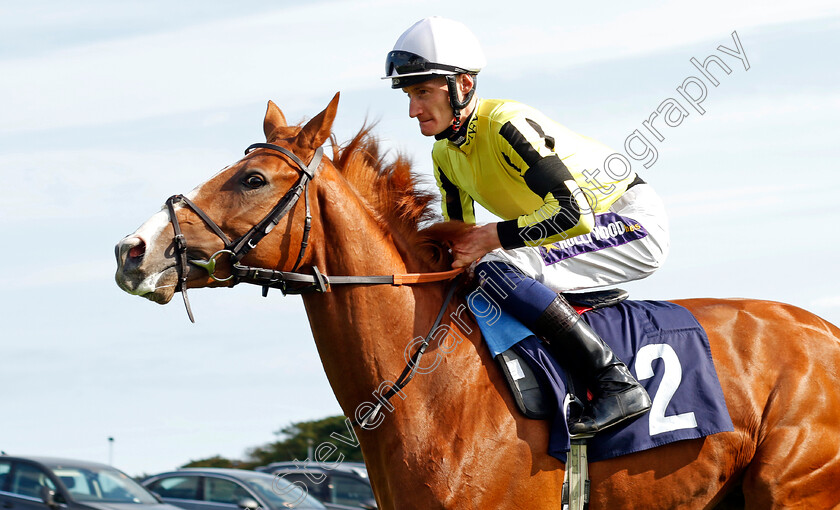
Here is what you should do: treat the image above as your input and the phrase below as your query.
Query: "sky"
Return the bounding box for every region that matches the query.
[1,0,839,478]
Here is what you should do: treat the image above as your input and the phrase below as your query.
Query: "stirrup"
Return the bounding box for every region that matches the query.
[568,386,651,435]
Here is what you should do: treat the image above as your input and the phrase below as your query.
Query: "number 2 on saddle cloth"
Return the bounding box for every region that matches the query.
[467,287,734,463]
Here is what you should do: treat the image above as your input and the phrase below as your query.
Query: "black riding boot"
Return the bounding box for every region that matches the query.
[533,295,651,436]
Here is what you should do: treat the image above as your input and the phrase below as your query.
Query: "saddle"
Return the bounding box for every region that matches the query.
[496,288,628,419]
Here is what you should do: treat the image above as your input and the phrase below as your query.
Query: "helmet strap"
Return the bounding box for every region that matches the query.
[446,74,477,131]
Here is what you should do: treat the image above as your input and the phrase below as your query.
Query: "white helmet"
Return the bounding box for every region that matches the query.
[384,16,486,89]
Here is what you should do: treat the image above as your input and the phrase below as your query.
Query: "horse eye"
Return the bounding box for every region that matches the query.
[242,173,266,189]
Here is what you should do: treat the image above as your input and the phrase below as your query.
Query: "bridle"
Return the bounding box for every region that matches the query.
[164,141,462,322]
[165,142,321,322]
[164,140,464,429]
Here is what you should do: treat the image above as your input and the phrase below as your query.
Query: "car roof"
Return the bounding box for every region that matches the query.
[258,462,368,478]
[1,455,116,471]
[148,467,276,480]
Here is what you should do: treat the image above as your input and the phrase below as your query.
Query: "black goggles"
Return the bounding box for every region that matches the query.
[385,50,469,77]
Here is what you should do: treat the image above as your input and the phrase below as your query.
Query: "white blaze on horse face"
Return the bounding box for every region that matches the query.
[127,207,173,295]
[136,167,227,291]
[117,164,232,297]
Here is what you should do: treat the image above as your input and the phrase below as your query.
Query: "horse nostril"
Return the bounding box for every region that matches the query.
[128,241,146,260]
[116,236,146,266]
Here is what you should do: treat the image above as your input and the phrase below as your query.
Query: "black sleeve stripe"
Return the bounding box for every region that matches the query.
[497,219,524,250]
[499,121,544,168]
[526,118,555,150]
[542,199,581,233]
[438,167,463,221]
[522,156,583,229]
[499,155,582,249]
[522,155,574,198]
[497,204,582,249]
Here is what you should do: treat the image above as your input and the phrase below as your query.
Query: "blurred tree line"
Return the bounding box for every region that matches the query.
[182,415,364,469]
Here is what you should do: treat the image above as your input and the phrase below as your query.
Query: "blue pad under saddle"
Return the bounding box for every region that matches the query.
[471,293,734,462]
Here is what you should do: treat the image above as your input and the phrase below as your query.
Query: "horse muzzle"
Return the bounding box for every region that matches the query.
[114,234,179,304]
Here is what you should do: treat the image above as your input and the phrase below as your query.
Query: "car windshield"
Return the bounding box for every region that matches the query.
[46,464,158,504]
[241,475,325,510]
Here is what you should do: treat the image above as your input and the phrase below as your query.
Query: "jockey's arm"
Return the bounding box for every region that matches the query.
[437,118,595,267]
[493,123,595,250]
[447,155,596,268]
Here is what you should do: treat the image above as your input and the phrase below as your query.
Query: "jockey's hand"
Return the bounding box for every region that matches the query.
[451,223,502,268]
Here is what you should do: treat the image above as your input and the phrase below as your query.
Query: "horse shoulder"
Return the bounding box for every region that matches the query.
[374,307,566,508]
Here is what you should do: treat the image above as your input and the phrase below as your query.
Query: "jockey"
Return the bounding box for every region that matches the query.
[384,17,670,435]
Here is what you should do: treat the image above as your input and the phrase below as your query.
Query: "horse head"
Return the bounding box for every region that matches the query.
[114,93,340,309]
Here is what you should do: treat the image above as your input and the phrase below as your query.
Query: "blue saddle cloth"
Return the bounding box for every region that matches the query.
[471,293,734,462]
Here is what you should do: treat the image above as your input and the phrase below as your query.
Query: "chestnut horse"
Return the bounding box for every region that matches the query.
[115,94,840,509]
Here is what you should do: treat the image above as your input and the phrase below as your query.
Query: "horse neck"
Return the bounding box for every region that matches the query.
[298,169,528,507]
[300,169,452,412]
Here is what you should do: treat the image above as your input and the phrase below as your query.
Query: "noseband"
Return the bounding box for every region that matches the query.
[165,142,322,322]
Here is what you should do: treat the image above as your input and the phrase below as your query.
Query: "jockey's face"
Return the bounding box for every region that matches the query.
[404,76,453,137]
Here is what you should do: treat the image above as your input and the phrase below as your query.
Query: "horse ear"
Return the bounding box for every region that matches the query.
[263,100,288,142]
[296,92,340,150]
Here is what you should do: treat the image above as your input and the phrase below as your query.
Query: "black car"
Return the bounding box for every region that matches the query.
[0,455,181,510]
[255,463,375,510]
[142,468,324,510]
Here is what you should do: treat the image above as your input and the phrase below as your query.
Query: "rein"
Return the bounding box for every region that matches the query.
[165,141,463,322]
[353,273,462,429]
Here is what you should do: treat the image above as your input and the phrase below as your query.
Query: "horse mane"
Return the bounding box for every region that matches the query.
[330,125,471,269]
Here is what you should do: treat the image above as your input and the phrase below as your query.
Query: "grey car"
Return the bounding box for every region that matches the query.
[0,455,182,510]
[142,468,324,510]
[255,463,375,510]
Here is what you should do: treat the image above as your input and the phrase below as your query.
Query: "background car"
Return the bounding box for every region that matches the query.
[255,462,375,510]
[142,468,325,510]
[0,454,182,510]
